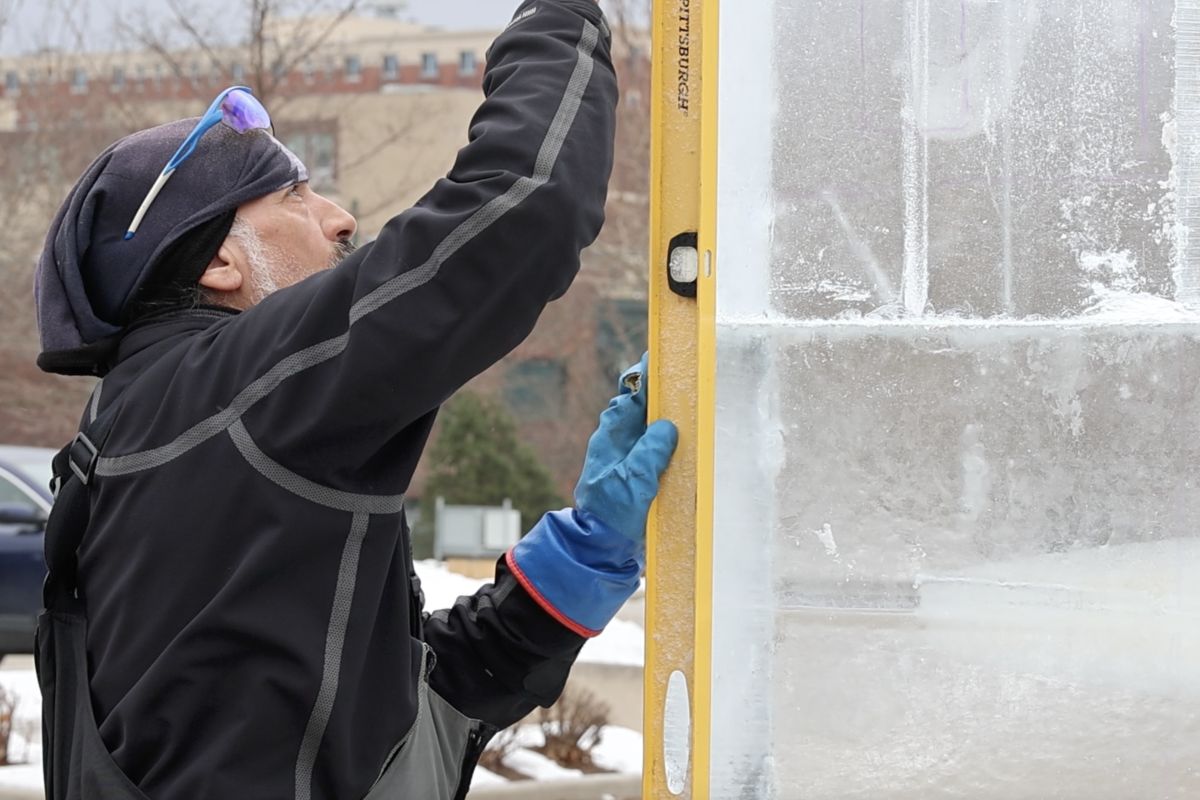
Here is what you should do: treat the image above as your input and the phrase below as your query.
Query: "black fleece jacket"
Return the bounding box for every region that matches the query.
[72,2,617,797]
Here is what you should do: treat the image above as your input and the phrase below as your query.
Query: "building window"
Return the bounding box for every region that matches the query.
[504,359,568,422]
[111,66,125,91]
[345,55,362,82]
[70,67,88,94]
[189,61,201,82]
[4,71,18,93]
[232,63,245,83]
[302,60,315,83]
[282,126,338,192]
[382,54,399,81]
[459,50,478,76]
[154,63,165,87]
[134,64,146,92]
[420,52,438,79]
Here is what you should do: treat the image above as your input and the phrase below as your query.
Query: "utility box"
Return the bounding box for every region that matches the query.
[433,497,521,561]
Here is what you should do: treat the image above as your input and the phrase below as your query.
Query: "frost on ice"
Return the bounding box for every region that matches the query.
[708,0,1200,797]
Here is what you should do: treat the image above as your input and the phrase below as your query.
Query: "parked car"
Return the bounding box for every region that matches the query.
[0,446,55,658]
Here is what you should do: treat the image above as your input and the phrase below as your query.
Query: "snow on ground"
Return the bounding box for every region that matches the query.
[0,670,39,721]
[414,559,492,612]
[414,560,645,666]
[502,749,583,781]
[579,617,643,666]
[470,766,506,787]
[491,723,643,781]
[0,666,43,793]
[511,723,547,749]
[588,725,643,775]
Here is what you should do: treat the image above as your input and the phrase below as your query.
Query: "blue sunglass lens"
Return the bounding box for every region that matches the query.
[220,89,271,134]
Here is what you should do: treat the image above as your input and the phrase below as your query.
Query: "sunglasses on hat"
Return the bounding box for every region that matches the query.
[125,86,272,240]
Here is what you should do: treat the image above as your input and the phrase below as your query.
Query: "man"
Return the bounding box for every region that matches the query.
[31,1,677,798]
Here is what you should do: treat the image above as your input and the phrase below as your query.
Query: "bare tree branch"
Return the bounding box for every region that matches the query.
[0,0,20,43]
[267,0,361,107]
[250,0,269,98]
[164,0,235,79]
[65,0,93,51]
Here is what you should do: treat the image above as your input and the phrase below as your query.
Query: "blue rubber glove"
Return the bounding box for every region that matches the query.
[508,354,679,637]
[574,354,680,542]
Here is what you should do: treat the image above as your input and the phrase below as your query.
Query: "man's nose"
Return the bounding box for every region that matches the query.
[317,194,358,242]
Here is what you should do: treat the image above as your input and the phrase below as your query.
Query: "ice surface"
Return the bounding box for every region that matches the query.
[764,0,1179,321]
[713,322,1200,798]
[710,0,1200,797]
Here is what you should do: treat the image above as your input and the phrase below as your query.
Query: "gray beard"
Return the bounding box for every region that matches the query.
[231,218,356,304]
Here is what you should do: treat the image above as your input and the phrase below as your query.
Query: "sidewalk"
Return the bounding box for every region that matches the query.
[0,781,40,800]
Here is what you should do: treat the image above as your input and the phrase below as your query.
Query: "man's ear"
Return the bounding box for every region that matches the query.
[198,239,246,295]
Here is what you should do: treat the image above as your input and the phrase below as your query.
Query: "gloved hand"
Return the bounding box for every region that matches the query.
[507,354,679,637]
[575,354,679,542]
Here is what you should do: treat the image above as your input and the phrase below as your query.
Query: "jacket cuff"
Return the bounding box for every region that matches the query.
[507,509,641,637]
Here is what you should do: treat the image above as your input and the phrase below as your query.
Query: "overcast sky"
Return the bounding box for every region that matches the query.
[0,0,520,55]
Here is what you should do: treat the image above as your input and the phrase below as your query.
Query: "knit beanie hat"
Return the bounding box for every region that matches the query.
[34,116,308,376]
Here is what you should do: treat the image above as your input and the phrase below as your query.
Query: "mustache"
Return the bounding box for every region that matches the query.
[329,238,358,268]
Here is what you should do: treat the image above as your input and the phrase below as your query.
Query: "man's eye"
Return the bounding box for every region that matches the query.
[289,185,304,198]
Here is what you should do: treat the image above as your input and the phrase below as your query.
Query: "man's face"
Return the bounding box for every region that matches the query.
[217,182,358,307]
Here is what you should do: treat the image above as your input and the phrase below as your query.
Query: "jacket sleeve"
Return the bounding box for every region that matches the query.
[202,0,618,485]
[154,0,616,727]
[420,556,589,728]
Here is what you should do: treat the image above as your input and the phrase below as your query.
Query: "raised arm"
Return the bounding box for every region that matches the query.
[190,0,617,482]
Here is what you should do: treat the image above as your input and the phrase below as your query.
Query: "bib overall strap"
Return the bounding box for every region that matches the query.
[43,402,119,614]
[36,393,148,800]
